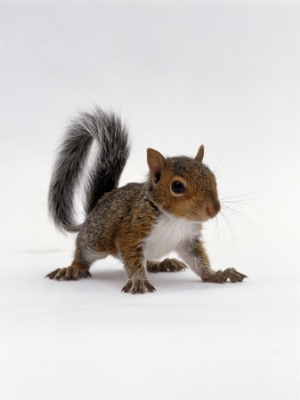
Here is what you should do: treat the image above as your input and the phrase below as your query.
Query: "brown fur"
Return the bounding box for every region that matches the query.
[46,109,247,293]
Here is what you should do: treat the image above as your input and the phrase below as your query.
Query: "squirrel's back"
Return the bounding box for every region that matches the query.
[48,107,130,233]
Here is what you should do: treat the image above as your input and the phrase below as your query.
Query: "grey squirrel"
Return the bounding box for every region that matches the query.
[46,107,247,293]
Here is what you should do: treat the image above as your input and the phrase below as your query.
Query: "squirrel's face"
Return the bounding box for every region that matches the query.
[147,146,220,222]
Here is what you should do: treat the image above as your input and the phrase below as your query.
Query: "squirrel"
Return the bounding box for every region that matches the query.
[46,107,247,293]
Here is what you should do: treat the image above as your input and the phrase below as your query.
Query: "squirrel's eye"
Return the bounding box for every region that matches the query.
[171,180,186,194]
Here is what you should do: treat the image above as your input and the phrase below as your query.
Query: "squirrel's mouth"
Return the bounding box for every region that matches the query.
[205,199,221,219]
[188,199,221,222]
[187,212,211,223]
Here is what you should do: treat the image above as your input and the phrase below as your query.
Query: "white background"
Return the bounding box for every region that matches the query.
[0,1,299,400]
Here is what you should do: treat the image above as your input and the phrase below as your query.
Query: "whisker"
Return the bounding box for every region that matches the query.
[220,186,267,202]
[221,204,256,237]
[209,215,220,254]
[213,149,225,177]
[221,200,263,215]
[213,156,264,258]
[218,210,237,255]
[215,216,220,252]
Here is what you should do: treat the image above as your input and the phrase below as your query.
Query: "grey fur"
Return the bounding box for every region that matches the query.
[48,107,130,233]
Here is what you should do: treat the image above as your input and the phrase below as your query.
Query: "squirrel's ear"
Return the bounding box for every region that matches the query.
[147,148,166,186]
[195,145,204,162]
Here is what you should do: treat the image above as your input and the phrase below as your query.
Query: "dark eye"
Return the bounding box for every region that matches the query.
[171,180,186,194]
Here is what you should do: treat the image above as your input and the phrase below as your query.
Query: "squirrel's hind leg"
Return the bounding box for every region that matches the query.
[45,263,92,281]
[45,248,107,281]
[147,258,188,273]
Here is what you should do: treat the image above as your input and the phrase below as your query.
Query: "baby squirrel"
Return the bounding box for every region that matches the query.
[46,107,247,293]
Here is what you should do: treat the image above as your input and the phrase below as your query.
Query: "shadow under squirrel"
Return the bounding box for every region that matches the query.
[46,107,247,293]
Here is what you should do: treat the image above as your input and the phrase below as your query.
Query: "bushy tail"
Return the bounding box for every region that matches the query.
[48,107,130,233]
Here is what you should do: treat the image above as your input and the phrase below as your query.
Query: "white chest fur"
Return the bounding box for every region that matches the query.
[143,212,200,260]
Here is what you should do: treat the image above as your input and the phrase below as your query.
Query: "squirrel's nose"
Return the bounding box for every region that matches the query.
[206,199,221,218]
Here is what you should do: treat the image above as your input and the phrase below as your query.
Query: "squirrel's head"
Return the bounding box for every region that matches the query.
[147,145,220,222]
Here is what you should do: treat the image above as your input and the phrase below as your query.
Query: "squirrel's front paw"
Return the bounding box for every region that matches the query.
[202,268,247,284]
[121,279,156,294]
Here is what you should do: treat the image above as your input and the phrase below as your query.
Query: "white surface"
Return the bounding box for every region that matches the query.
[0,1,299,400]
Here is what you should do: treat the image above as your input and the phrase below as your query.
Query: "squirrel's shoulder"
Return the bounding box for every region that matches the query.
[83,181,160,237]
[94,181,159,214]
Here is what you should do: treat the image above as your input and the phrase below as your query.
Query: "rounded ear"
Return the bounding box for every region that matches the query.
[195,145,204,162]
[147,148,166,186]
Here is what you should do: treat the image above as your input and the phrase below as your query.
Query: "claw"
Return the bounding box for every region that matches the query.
[203,268,247,284]
[144,280,156,292]
[121,279,156,294]
[45,266,92,281]
[121,279,133,293]
[45,268,61,279]
[147,258,188,273]
[224,268,247,283]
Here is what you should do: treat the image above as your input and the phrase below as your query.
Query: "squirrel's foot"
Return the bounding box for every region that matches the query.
[147,258,188,273]
[202,268,247,284]
[121,279,156,294]
[45,266,92,281]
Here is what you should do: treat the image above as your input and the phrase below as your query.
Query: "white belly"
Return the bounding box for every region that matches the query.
[143,212,199,260]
